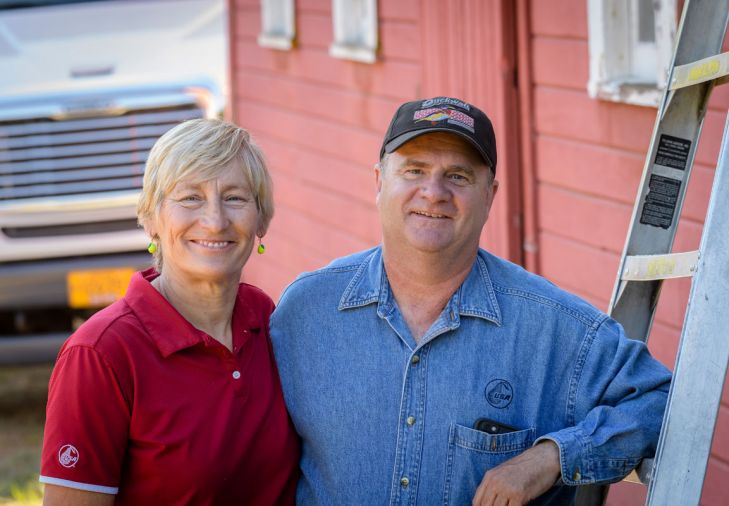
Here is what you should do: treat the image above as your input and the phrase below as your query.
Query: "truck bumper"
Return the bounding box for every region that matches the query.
[0,251,151,309]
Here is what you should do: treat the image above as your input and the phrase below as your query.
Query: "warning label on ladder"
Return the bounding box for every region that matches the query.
[639,175,682,229]
[654,134,692,170]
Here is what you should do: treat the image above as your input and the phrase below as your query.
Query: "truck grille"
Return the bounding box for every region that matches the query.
[0,104,204,202]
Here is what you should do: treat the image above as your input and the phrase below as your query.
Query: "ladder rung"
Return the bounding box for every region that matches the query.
[621,251,699,281]
[670,51,729,89]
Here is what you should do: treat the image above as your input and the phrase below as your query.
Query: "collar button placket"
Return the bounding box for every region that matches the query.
[391,346,428,506]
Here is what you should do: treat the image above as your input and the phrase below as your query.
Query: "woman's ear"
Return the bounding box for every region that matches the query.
[256,222,268,240]
[141,217,158,240]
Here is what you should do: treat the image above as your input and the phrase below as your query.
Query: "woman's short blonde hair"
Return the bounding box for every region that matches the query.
[137,119,274,268]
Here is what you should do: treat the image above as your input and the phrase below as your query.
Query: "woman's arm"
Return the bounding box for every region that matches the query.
[43,484,115,506]
[40,346,130,499]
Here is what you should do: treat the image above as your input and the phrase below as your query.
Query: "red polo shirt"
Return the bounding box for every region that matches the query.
[40,268,299,505]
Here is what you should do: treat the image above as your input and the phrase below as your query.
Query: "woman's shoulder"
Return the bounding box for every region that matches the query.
[60,296,158,372]
[64,299,136,349]
[237,283,275,314]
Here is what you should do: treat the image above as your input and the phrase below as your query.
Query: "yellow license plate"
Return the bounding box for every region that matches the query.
[67,268,135,309]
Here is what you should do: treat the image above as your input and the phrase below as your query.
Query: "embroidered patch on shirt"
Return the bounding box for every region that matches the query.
[485,379,513,409]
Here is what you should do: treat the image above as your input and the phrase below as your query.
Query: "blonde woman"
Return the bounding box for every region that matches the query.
[40,119,299,505]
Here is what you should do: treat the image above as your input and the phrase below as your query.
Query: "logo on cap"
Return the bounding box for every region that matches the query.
[58,444,79,468]
[414,107,475,133]
[485,379,513,409]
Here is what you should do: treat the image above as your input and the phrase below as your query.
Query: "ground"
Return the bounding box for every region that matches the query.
[0,364,52,505]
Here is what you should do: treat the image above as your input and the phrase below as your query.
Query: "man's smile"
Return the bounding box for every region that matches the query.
[411,210,451,219]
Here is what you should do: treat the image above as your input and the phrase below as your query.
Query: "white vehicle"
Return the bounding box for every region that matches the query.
[0,0,228,361]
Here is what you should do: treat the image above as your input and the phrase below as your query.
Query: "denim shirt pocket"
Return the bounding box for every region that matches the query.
[442,423,536,505]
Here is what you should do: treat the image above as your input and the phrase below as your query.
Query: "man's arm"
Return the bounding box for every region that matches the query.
[540,317,670,486]
[471,316,670,505]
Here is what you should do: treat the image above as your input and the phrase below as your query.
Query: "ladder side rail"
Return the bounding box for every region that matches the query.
[608,81,712,342]
[672,0,729,67]
[646,110,729,505]
[610,0,729,311]
[607,0,729,343]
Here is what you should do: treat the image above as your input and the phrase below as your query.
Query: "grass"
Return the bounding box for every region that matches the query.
[0,364,53,506]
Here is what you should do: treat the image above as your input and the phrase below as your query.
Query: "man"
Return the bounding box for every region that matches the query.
[270,96,671,505]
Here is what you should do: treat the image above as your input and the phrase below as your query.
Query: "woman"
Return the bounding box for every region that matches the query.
[39,119,299,505]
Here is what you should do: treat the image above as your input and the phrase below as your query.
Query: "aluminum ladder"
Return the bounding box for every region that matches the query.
[577,0,729,504]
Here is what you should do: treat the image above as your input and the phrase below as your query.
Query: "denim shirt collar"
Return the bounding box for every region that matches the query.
[338,247,502,326]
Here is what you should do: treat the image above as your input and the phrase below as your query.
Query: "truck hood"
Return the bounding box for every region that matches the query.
[0,0,227,99]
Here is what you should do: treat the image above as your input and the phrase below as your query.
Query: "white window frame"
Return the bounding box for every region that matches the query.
[329,0,378,64]
[258,0,295,50]
[587,0,677,107]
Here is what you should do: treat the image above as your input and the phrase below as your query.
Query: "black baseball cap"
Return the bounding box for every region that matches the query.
[379,96,497,174]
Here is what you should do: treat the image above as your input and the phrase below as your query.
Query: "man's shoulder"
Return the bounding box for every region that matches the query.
[318,247,378,272]
[280,247,378,296]
[479,249,604,325]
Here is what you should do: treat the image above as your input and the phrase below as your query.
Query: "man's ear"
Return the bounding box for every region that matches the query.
[374,163,383,205]
[374,163,383,193]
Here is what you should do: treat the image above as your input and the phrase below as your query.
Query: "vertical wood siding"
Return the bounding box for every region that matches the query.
[231,0,413,294]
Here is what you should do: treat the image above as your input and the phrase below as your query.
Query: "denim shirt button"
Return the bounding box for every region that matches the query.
[406,416,416,426]
[411,355,420,365]
[572,469,581,481]
[400,477,409,488]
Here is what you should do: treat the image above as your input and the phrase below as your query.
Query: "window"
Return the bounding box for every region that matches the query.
[587,0,677,107]
[258,0,295,50]
[329,0,377,63]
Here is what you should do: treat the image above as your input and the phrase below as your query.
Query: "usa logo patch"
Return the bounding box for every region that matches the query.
[485,379,514,409]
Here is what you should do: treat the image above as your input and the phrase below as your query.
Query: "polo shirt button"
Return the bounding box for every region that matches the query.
[411,355,420,365]
[400,477,409,488]
[232,371,241,380]
[406,416,416,426]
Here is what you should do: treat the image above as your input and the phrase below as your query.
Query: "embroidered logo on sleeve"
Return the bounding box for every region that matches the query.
[485,379,514,409]
[58,444,79,468]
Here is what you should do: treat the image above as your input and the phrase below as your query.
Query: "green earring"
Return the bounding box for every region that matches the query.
[257,240,265,255]
[147,242,157,254]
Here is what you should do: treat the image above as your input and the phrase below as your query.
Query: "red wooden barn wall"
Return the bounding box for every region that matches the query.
[230,0,522,297]
[229,0,728,503]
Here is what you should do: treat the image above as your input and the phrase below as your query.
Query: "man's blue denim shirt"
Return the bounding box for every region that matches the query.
[270,247,671,505]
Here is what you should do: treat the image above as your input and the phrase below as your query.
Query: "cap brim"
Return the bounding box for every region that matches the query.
[383,128,494,169]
